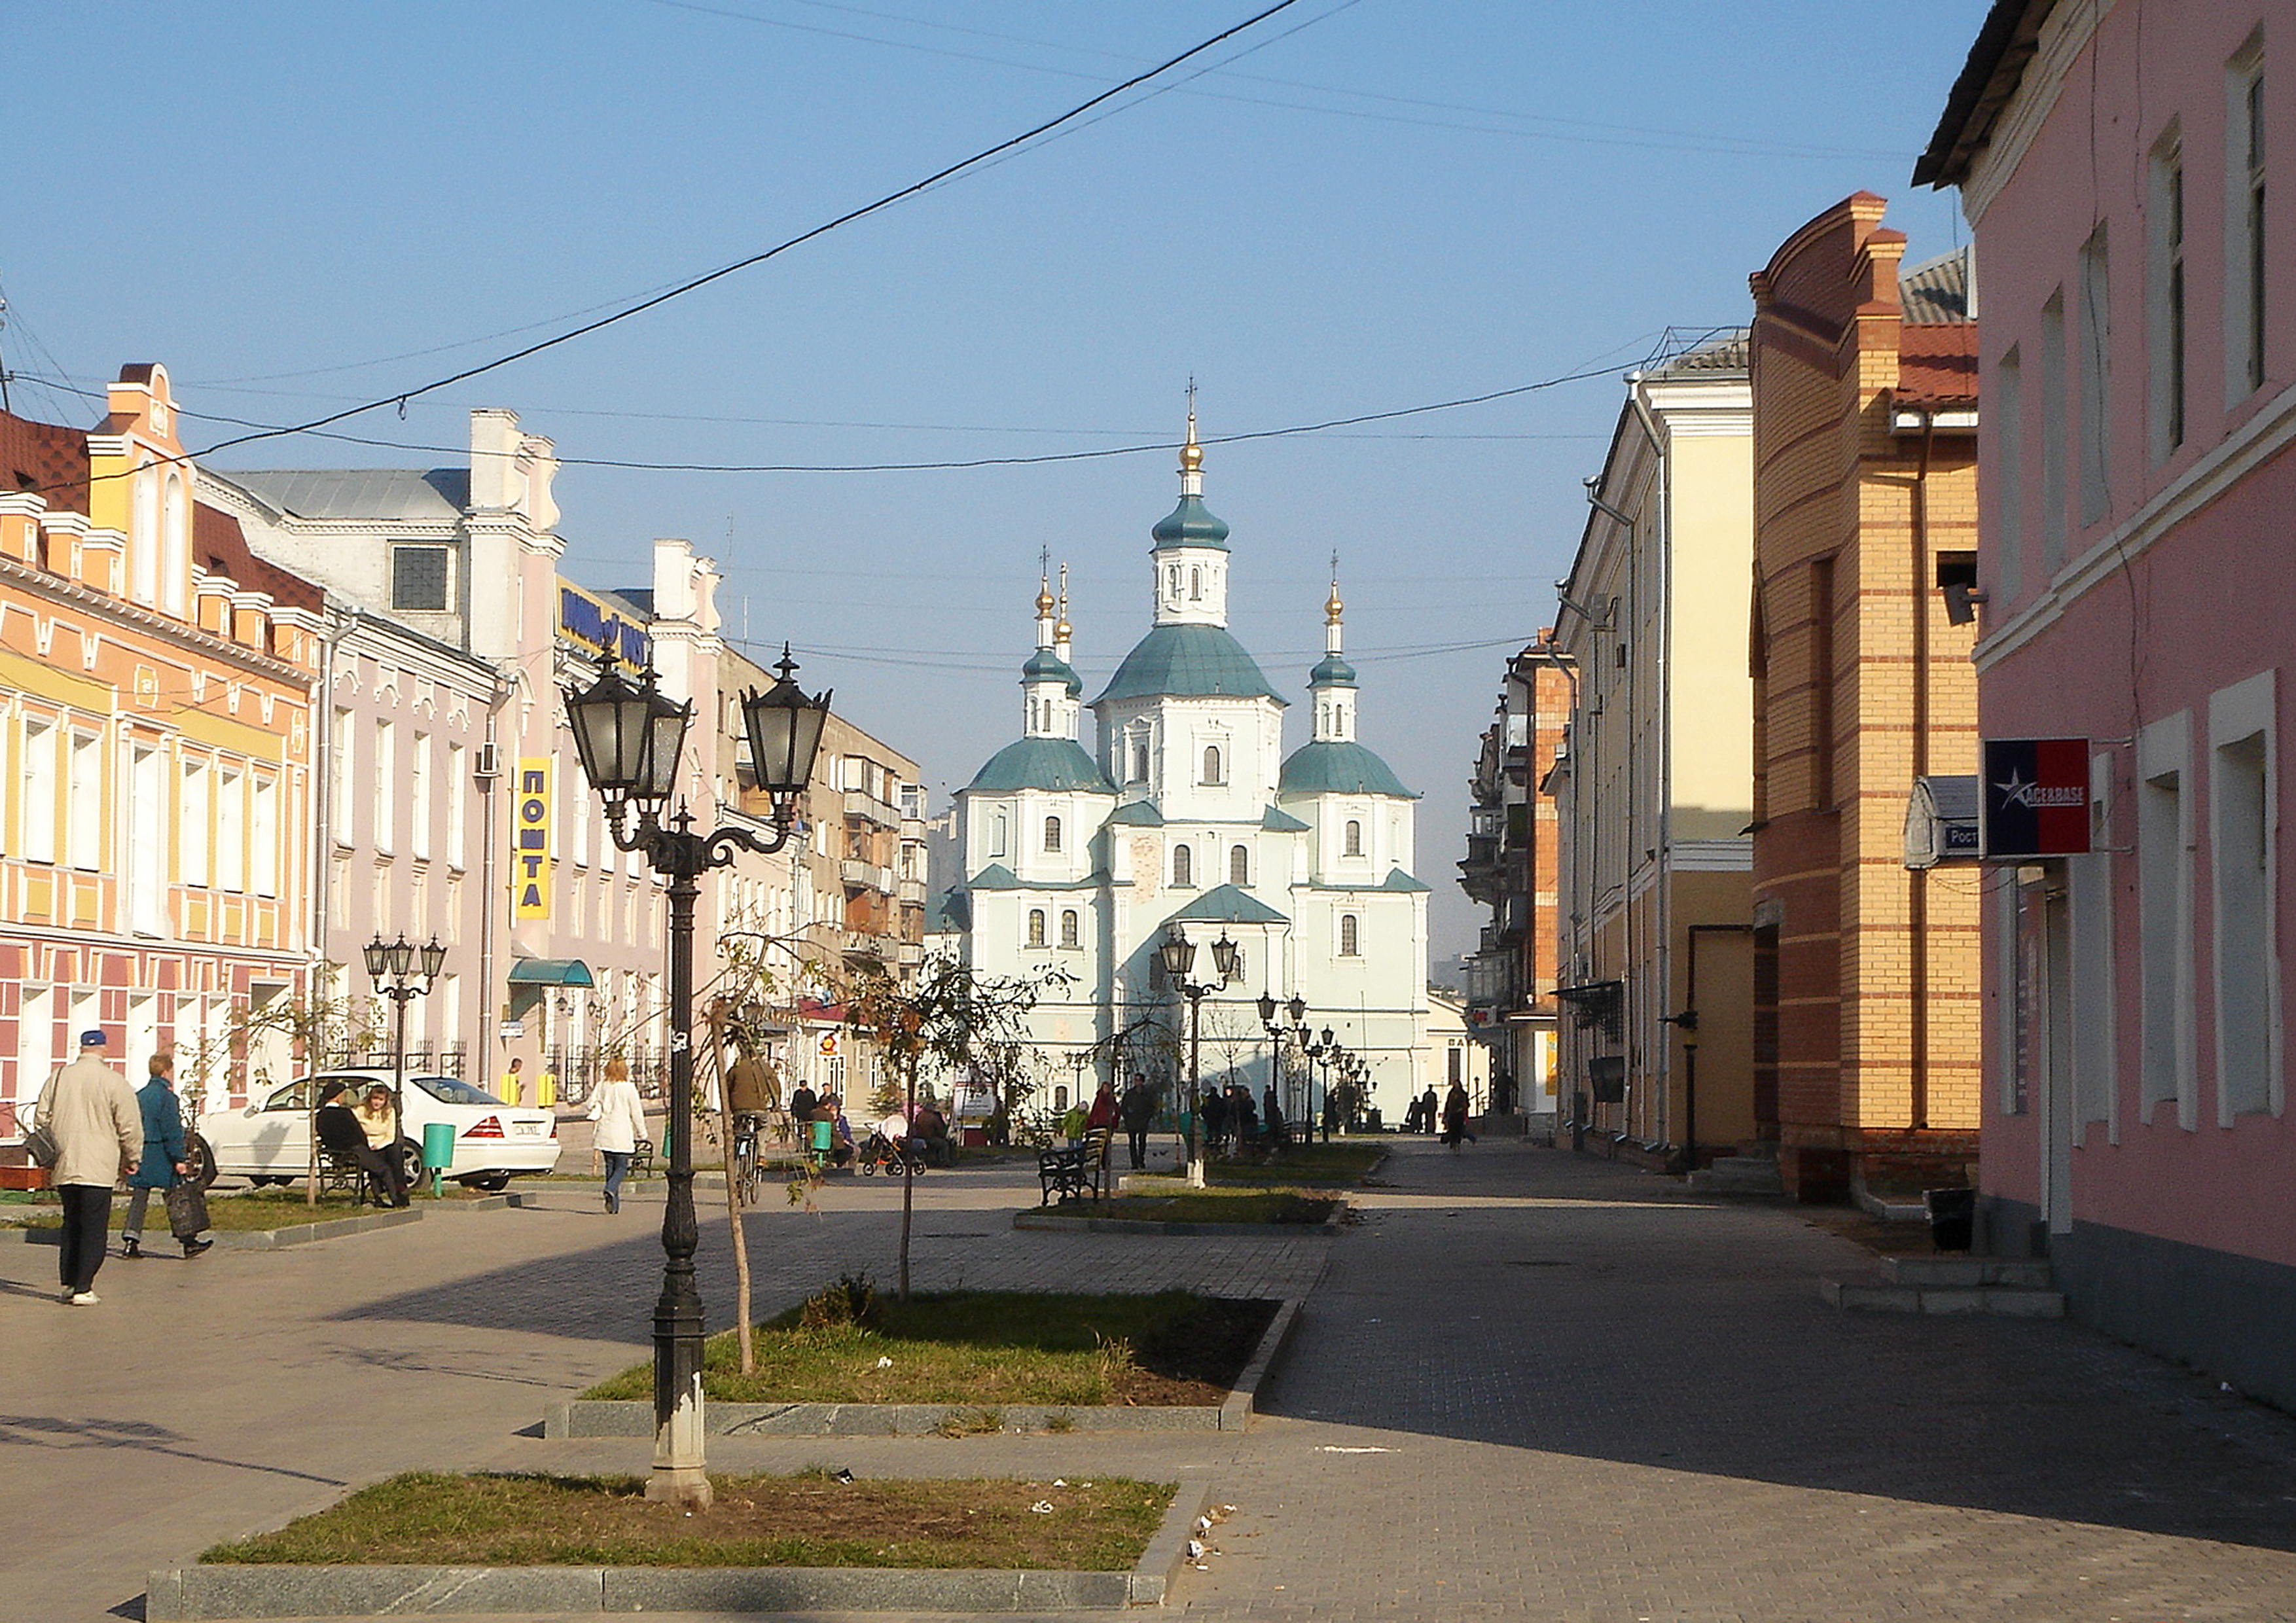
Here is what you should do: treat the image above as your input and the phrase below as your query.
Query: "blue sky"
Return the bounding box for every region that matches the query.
[11,0,1989,963]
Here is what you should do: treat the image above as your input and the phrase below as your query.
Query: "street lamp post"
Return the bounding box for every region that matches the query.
[1257,992,1308,1139]
[1161,926,1238,1190]
[363,933,446,1190]
[562,644,831,1511]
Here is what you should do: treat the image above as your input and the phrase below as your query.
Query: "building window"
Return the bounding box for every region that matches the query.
[1172,844,1193,888]
[391,545,452,613]
[1060,908,1080,949]
[991,812,1008,859]
[1202,745,1223,785]
[251,773,279,899]
[1027,909,1046,948]
[2210,673,2280,1120]
[161,472,188,616]
[1044,815,1062,853]
[1344,819,1363,858]
[2150,132,2187,461]
[180,757,209,887]
[1189,567,1201,601]
[67,731,101,871]
[217,766,245,893]
[1230,844,1249,886]
[2077,224,2111,526]
[2138,713,2195,1126]
[1992,346,2024,599]
[374,720,395,853]
[2229,41,2268,400]
[22,719,56,863]
[1339,914,1360,957]
[2039,290,2067,574]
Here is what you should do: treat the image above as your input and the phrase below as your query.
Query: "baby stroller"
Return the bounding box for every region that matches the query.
[857,1125,927,1177]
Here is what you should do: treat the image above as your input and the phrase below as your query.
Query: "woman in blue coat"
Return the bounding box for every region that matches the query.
[120,1053,210,1259]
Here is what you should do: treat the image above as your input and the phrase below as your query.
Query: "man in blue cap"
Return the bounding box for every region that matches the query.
[30,1029,141,1305]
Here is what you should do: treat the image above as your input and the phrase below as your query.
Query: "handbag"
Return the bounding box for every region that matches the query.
[164,1177,209,1241]
[22,1122,59,1168]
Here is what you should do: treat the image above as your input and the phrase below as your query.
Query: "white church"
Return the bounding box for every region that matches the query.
[949,415,1430,1126]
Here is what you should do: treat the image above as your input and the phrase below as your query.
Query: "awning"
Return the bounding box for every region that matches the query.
[508,957,596,988]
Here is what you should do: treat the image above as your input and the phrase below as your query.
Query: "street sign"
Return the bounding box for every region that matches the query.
[1980,738,2092,859]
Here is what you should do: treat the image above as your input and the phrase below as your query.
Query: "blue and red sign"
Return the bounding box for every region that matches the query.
[1980,738,2091,859]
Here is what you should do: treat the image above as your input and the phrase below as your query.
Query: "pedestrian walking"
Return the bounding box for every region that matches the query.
[1441,1081,1476,1150]
[1419,1086,1440,1135]
[1200,1086,1229,1156]
[31,1031,141,1305]
[587,1057,647,1215]
[1261,1082,1287,1151]
[1119,1074,1156,1170]
[1085,1078,1119,1133]
[119,1052,211,1260]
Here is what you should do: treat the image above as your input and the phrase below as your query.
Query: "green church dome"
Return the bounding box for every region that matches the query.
[1092,623,1286,707]
[967,738,1116,794]
[1149,494,1230,550]
[1278,740,1416,798]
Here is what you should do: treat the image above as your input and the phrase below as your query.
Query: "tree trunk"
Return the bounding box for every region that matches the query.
[897,1055,916,1302]
[705,1008,755,1374]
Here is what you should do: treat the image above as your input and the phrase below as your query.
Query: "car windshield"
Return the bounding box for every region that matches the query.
[407,1075,502,1107]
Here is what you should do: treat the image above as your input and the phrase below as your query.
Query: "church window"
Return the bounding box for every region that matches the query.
[1340,914,1360,957]
[1230,844,1249,886]
[1345,819,1363,857]
[1132,738,1150,783]
[1202,745,1223,785]
[1190,567,1201,601]
[992,813,1009,858]
[1172,844,1193,887]
[1044,815,1062,853]
[1060,909,1080,948]
[1168,565,1181,600]
[1054,1085,1069,1111]
[1027,909,1047,948]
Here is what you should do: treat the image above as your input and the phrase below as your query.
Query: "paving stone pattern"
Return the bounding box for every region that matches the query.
[4,1138,2293,1622]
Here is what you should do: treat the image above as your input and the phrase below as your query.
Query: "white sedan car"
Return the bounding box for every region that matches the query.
[201,1069,562,1192]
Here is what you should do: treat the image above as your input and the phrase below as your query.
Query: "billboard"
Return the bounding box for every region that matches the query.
[1980,738,2091,859]
[513,758,552,918]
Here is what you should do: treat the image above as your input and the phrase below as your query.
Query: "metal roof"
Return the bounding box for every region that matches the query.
[1164,883,1289,927]
[1277,739,1416,798]
[1092,623,1285,707]
[965,737,1116,795]
[217,467,470,523]
[1899,245,1977,321]
[1149,493,1230,550]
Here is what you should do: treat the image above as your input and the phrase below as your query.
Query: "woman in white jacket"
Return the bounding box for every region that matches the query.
[586,1058,648,1214]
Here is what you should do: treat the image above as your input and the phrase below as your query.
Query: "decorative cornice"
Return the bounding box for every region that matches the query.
[0,548,313,687]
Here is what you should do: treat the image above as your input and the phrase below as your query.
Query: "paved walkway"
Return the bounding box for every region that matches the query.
[6,1139,2294,1621]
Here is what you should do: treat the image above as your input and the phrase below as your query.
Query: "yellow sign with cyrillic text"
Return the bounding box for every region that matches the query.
[513,758,552,918]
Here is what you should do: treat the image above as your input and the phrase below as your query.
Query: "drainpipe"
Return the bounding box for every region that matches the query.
[476,679,510,1079]
[1628,382,1675,1156]
[1586,478,1640,1143]
[310,608,353,991]
[1909,411,1935,1133]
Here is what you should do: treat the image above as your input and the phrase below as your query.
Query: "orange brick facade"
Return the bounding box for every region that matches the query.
[1748,195,1983,1200]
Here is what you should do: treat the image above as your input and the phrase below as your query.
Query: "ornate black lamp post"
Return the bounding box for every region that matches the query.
[563,644,830,1510]
[363,932,446,1184]
[1257,991,1308,1135]
[1161,926,1238,1190]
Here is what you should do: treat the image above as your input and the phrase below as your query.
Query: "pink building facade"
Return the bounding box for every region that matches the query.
[1922,0,2296,1406]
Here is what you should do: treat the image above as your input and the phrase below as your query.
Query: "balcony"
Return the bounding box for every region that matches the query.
[897,941,925,967]
[840,858,893,893]
[844,790,899,829]
[897,876,925,904]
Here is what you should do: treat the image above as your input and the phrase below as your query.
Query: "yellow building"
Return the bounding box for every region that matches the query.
[0,365,321,1128]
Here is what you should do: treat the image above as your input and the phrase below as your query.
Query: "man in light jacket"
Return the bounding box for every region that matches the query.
[33,1030,141,1305]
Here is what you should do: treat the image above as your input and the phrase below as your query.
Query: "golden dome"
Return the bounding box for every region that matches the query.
[1325,584,1344,624]
[1035,580,1056,616]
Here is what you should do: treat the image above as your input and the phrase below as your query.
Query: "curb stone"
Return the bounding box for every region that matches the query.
[543,1298,1300,1438]
[0,1206,423,1249]
[144,1478,1213,1617]
[1013,1196,1350,1237]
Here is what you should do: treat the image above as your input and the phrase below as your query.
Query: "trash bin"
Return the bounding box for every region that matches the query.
[810,1118,834,1168]
[1924,1186,1975,1251]
[422,1122,456,1196]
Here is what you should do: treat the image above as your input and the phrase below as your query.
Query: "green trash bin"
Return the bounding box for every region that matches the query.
[810,1118,834,1169]
[422,1121,456,1196]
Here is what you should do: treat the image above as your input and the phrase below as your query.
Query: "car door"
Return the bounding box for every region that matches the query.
[242,1079,311,1174]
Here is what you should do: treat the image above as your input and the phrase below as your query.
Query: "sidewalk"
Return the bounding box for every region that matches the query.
[5,1139,2293,1621]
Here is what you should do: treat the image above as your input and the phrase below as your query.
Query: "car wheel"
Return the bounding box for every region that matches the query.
[461,1173,511,1193]
[187,1134,218,1189]
[392,1139,426,1188]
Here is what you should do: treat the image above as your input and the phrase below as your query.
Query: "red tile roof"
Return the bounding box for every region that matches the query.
[195,501,323,613]
[1896,321,1980,405]
[0,408,91,515]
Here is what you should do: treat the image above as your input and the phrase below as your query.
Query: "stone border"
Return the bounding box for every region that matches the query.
[543,1296,1302,1438]
[0,1206,423,1249]
[145,1478,1212,1618]
[1013,1195,1350,1238]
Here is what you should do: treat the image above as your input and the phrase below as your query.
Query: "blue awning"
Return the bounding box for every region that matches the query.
[508,957,596,987]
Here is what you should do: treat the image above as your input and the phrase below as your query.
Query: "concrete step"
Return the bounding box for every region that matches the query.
[1820,1274,2066,1317]
[1687,1156,1785,1196]
[1881,1255,2055,1290]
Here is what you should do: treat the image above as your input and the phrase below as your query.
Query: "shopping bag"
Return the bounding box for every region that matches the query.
[164,1178,209,1241]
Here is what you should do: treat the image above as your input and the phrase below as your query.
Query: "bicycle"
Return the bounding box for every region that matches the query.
[729,1111,773,1204]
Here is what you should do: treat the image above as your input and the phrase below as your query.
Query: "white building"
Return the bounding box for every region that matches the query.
[951,418,1430,1124]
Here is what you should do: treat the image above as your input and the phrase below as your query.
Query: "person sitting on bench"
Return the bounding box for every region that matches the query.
[316,1082,407,1206]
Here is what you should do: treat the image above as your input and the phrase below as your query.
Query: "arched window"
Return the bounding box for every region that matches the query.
[1027,909,1047,948]
[1230,844,1249,886]
[1189,567,1202,601]
[1340,914,1360,956]
[1345,819,1363,857]
[992,812,1009,857]
[131,465,158,604]
[160,472,188,615]
[1202,744,1223,785]
[1054,1084,1069,1111]
[1168,565,1181,599]
[1044,815,1062,853]
[1172,844,1193,887]
[1060,909,1080,948]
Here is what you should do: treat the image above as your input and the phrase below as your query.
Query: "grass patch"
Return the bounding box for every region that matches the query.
[1199,1142,1383,1188]
[1085,1190,1336,1226]
[9,1187,404,1233]
[581,1287,1276,1408]
[202,1470,1172,1571]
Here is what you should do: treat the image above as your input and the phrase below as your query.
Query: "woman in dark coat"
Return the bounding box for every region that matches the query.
[1441,1082,1476,1150]
[121,1053,207,1258]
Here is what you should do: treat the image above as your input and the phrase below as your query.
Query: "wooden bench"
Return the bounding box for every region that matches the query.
[1037,1127,1113,1205]
[317,1145,384,1205]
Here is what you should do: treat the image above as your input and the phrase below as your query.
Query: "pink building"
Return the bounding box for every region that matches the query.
[1922,1,2295,1406]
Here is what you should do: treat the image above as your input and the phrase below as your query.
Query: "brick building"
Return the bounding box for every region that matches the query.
[1746,197,1984,1200]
